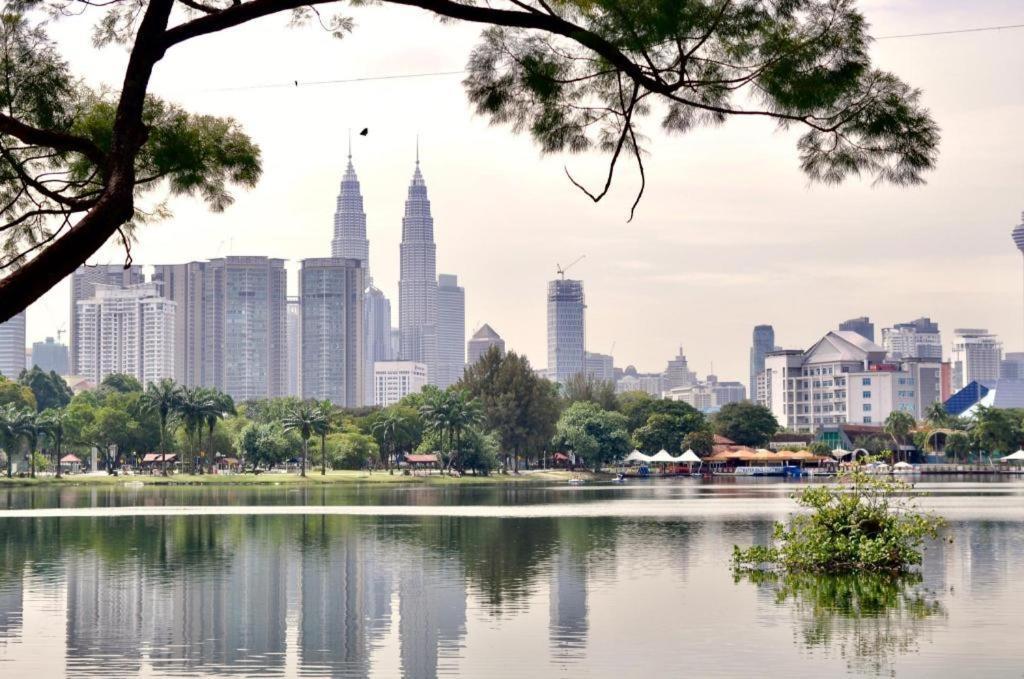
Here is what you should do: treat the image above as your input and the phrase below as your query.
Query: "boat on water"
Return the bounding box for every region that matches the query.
[733,466,792,477]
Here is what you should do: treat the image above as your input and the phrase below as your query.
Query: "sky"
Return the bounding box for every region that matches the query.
[22,0,1024,382]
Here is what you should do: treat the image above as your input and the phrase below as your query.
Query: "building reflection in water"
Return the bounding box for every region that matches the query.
[6,511,1024,676]
[549,545,588,661]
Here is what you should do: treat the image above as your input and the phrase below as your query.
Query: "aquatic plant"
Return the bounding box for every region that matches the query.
[733,467,945,573]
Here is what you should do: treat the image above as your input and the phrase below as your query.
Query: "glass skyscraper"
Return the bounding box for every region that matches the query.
[547,279,585,384]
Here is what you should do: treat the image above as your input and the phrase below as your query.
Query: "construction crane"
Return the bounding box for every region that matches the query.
[556,255,586,280]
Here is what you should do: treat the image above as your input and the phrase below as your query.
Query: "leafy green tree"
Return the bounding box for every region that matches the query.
[713,402,779,447]
[562,372,618,411]
[618,393,705,437]
[0,377,36,411]
[680,429,714,457]
[319,431,378,470]
[140,378,181,475]
[99,373,143,394]
[808,441,832,457]
[632,411,705,455]
[553,401,630,472]
[234,422,289,471]
[884,411,916,462]
[19,367,73,412]
[970,406,1023,457]
[90,406,134,473]
[459,348,560,470]
[282,401,324,477]
[0,2,936,323]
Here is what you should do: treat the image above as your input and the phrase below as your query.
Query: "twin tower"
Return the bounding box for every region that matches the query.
[326,144,465,406]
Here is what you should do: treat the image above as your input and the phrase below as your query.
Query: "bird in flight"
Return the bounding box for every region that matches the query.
[359,128,368,136]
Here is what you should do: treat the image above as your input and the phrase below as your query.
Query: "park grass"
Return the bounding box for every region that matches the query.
[0,469,587,488]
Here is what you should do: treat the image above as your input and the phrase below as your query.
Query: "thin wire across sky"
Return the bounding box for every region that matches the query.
[201,21,1024,93]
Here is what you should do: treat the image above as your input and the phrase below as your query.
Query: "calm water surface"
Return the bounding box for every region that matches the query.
[1,479,1023,677]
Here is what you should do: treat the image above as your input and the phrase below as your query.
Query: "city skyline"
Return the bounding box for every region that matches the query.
[16,2,1024,383]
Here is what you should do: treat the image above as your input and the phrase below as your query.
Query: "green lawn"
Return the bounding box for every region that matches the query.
[0,469,587,487]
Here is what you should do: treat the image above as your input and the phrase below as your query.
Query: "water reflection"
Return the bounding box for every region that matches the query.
[741,571,944,675]
[1,510,1023,677]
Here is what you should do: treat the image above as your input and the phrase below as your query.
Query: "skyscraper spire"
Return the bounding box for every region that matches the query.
[399,148,438,382]
[347,128,352,160]
[331,142,369,272]
[415,133,420,165]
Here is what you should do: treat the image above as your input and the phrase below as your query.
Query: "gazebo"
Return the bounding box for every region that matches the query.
[59,454,82,474]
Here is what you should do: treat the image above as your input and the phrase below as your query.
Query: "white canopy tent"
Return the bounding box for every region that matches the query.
[832,448,852,460]
[678,450,702,463]
[998,449,1024,462]
[650,449,677,463]
[624,450,652,463]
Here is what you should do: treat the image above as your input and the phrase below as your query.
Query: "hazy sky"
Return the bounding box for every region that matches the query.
[23,0,1024,381]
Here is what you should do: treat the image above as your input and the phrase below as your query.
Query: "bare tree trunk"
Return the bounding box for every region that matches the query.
[301,438,307,477]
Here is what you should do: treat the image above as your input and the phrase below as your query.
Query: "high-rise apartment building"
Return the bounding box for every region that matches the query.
[374,361,428,407]
[75,283,175,386]
[467,324,505,365]
[951,328,1002,390]
[203,256,288,402]
[664,347,697,389]
[69,264,143,374]
[398,154,439,382]
[286,297,302,397]
[547,279,585,384]
[1001,352,1024,380]
[152,262,207,386]
[0,311,26,380]
[31,337,69,375]
[882,317,942,360]
[749,324,775,400]
[299,258,365,407]
[838,316,875,343]
[436,274,465,388]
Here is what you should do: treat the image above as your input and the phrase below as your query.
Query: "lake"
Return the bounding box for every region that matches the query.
[1,479,1023,677]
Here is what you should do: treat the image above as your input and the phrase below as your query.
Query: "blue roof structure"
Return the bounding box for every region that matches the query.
[945,381,990,416]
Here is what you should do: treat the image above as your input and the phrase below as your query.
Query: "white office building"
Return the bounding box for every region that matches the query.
[0,311,26,380]
[951,328,1002,390]
[547,279,585,384]
[762,331,934,433]
[374,361,428,407]
[75,283,175,386]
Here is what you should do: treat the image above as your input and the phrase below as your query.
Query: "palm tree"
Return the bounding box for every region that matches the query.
[201,389,235,473]
[10,409,40,478]
[283,401,323,477]
[39,408,70,479]
[174,387,213,474]
[446,391,483,473]
[884,410,916,463]
[371,409,412,470]
[420,390,482,472]
[0,404,30,477]
[313,400,335,476]
[140,378,182,475]
[924,401,950,428]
